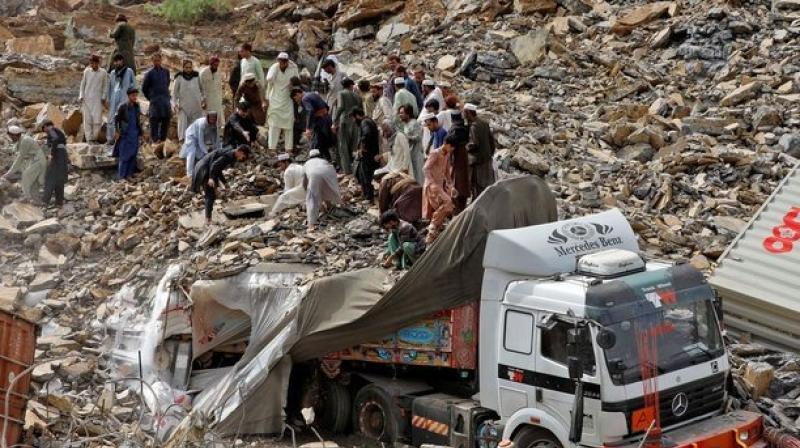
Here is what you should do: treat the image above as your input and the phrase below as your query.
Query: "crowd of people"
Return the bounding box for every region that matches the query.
[2,15,498,270]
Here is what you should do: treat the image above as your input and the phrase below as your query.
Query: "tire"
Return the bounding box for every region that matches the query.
[512,426,562,448]
[353,384,401,443]
[318,382,351,433]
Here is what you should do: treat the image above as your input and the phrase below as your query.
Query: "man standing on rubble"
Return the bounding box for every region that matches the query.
[271,153,306,216]
[1,126,46,200]
[172,60,204,142]
[224,101,258,149]
[109,14,135,74]
[180,112,221,178]
[107,54,135,149]
[141,52,171,144]
[113,87,142,181]
[422,80,445,118]
[423,135,456,245]
[393,77,418,121]
[79,55,108,143]
[464,103,496,199]
[421,112,447,154]
[239,43,264,91]
[304,149,341,231]
[394,65,424,111]
[397,105,424,184]
[383,55,402,103]
[192,145,251,226]
[371,80,392,128]
[447,102,471,214]
[200,56,225,132]
[266,52,299,154]
[297,88,336,162]
[40,120,68,211]
[321,59,346,118]
[352,107,379,202]
[333,78,363,174]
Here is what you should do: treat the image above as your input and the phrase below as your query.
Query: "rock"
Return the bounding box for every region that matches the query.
[689,254,710,271]
[32,361,57,382]
[612,2,674,35]
[35,103,65,130]
[4,67,83,105]
[38,245,67,268]
[713,216,747,235]
[62,109,83,136]
[337,1,404,29]
[256,247,276,259]
[117,233,141,250]
[0,287,23,313]
[618,143,655,163]
[720,82,761,107]
[512,146,550,175]
[743,362,774,400]
[778,134,800,158]
[514,0,557,15]
[650,26,672,49]
[2,202,44,227]
[0,24,14,40]
[681,117,736,136]
[45,233,80,255]
[60,360,93,380]
[29,272,60,292]
[228,224,262,241]
[197,227,224,249]
[0,215,22,239]
[66,143,116,169]
[752,107,782,129]
[376,22,411,43]
[25,218,62,235]
[707,7,726,20]
[436,55,457,72]
[510,29,549,66]
[5,35,56,55]
[728,21,753,34]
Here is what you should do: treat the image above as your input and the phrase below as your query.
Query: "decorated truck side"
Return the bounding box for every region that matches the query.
[306,209,766,448]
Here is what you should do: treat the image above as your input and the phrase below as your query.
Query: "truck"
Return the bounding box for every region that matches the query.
[298,209,766,448]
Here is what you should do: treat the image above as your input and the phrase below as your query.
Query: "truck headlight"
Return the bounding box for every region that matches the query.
[738,431,749,442]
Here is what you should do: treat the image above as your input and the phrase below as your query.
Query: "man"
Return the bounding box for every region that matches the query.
[357,80,374,118]
[332,78,363,174]
[271,153,306,216]
[291,80,307,152]
[113,87,142,180]
[303,149,341,230]
[172,60,204,142]
[321,59,346,118]
[383,55,402,103]
[423,135,456,245]
[224,101,258,148]
[422,113,447,154]
[422,80,445,118]
[398,105,424,184]
[109,14,135,73]
[298,88,336,162]
[392,77,418,121]
[239,43,265,90]
[370,81,393,127]
[107,54,135,148]
[381,210,423,270]
[413,66,426,87]
[1,126,46,200]
[447,102,470,213]
[141,52,171,144]
[229,52,242,96]
[266,52,300,153]
[394,65,424,110]
[40,120,68,210]
[377,171,422,224]
[180,112,221,177]
[235,73,266,126]
[79,55,108,143]
[200,56,224,131]
[464,103,496,199]
[352,108,379,201]
[192,145,251,225]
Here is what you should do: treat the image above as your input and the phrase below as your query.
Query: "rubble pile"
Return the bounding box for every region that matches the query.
[2,0,800,443]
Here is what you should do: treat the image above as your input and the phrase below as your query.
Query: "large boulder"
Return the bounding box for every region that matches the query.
[5,35,56,55]
[514,0,557,14]
[5,67,82,105]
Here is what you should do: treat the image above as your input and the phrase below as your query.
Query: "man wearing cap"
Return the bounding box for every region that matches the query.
[224,101,259,148]
[2,126,46,200]
[180,112,221,177]
[296,88,335,162]
[239,43,265,91]
[40,120,69,209]
[109,14,135,74]
[271,153,306,216]
[321,59,346,118]
[172,60,204,142]
[352,108,380,202]
[79,55,109,143]
[141,52,171,144]
[192,145,251,226]
[265,52,300,153]
[397,105,424,184]
[421,113,447,154]
[332,78,363,174]
[422,80,445,117]
[303,149,341,230]
[235,73,266,126]
[394,65,424,110]
[464,103,496,199]
[392,77,418,122]
[107,54,135,147]
[113,87,142,180]
[200,56,224,132]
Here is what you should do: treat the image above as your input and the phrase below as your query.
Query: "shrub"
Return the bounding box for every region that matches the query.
[147,0,231,23]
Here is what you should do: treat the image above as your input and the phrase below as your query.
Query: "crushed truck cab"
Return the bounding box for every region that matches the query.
[314,209,765,448]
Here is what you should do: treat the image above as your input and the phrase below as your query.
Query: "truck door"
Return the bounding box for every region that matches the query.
[536,319,601,444]
[496,307,538,418]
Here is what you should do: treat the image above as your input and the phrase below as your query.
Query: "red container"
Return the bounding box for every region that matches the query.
[0,310,36,447]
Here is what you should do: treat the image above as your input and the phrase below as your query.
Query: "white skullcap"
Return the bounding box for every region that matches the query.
[464,103,478,112]
[308,149,321,158]
[242,72,256,81]
[277,153,290,161]
[419,112,436,122]
[393,77,405,85]
[7,126,24,135]
[277,52,289,60]
[422,79,435,87]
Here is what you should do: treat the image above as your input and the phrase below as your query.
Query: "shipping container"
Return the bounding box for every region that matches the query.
[0,310,37,447]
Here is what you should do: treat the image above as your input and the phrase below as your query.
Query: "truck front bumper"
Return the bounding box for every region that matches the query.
[616,410,765,448]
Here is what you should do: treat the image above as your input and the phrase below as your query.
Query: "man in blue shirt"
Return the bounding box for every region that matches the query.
[141,52,171,144]
[295,88,336,162]
[421,112,447,154]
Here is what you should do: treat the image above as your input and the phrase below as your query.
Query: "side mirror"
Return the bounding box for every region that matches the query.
[596,328,616,350]
[567,356,584,380]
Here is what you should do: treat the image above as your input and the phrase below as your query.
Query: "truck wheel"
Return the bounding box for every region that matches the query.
[353,384,400,443]
[319,382,351,433]
[512,426,562,448]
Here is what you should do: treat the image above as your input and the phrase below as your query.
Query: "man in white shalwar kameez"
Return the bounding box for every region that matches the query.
[265,52,300,152]
[422,80,445,116]
[199,56,224,131]
[271,153,306,216]
[321,58,347,119]
[303,149,341,230]
[79,55,108,142]
[180,112,221,177]
[239,43,265,91]
[172,60,204,141]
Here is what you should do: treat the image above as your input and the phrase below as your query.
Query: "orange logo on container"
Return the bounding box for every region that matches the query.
[763,207,800,254]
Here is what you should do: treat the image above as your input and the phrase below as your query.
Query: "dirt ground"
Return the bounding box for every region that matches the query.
[241,431,376,448]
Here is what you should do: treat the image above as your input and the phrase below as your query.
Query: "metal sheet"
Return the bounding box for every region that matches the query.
[0,310,37,447]
[709,162,800,352]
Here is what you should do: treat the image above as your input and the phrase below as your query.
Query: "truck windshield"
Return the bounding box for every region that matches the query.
[603,300,723,385]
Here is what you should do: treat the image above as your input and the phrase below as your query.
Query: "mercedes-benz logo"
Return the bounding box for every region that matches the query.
[672,392,689,417]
